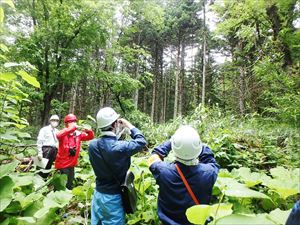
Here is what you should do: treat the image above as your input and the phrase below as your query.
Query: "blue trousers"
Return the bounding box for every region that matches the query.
[91,190,125,225]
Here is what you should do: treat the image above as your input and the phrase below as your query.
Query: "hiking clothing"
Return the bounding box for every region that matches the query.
[37,125,59,157]
[59,167,75,190]
[91,190,125,225]
[150,141,219,225]
[55,126,94,169]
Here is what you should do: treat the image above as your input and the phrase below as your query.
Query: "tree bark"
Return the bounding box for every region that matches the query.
[201,0,206,105]
[151,43,159,122]
[173,42,181,119]
[266,4,293,67]
[69,82,78,114]
[238,65,245,115]
[178,42,185,117]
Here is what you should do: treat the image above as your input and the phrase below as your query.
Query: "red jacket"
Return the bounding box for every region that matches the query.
[55,126,94,169]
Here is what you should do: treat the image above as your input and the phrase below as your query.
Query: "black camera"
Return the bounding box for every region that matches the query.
[69,147,76,156]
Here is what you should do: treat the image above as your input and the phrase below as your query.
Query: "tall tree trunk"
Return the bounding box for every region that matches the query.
[151,43,159,122]
[143,87,147,113]
[266,4,293,67]
[162,72,167,123]
[133,32,141,108]
[159,48,165,123]
[42,92,51,126]
[69,82,78,113]
[201,0,206,105]
[178,42,185,117]
[173,42,181,119]
[238,66,245,115]
[41,45,51,126]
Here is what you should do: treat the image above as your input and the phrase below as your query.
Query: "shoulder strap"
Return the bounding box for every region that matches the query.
[175,163,200,205]
[51,129,58,143]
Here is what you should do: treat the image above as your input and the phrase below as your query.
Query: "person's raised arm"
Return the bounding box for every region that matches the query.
[148,140,171,167]
[198,145,220,173]
[80,129,94,141]
[56,125,76,140]
[117,118,147,156]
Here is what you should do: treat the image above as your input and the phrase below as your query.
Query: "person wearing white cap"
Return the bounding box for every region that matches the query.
[89,107,147,225]
[148,125,220,225]
[36,114,60,177]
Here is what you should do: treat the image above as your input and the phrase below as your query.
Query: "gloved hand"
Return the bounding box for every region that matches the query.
[37,155,42,161]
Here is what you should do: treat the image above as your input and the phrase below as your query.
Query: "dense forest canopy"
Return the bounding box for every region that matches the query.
[1,0,299,127]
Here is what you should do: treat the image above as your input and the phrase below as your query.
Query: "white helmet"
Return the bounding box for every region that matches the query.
[96,107,120,129]
[49,115,59,121]
[171,125,202,160]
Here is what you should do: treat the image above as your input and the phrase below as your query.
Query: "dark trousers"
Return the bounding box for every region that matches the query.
[59,167,75,190]
[38,146,57,178]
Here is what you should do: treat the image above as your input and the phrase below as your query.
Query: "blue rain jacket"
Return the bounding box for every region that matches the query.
[286,200,300,225]
[89,128,147,194]
[150,141,220,225]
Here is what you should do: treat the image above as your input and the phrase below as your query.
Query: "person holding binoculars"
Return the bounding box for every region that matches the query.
[55,113,94,189]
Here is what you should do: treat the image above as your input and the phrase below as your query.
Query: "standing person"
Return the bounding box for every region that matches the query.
[89,107,147,225]
[148,125,219,225]
[55,113,94,190]
[36,114,60,177]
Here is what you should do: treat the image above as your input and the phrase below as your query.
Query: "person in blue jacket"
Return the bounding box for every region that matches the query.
[148,125,219,225]
[89,107,147,225]
[286,200,300,225]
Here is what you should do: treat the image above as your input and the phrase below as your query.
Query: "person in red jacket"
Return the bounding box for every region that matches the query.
[55,113,94,189]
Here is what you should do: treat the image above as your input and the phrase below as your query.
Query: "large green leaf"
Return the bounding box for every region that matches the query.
[186,204,211,225]
[216,214,276,225]
[46,190,73,208]
[215,177,270,199]
[18,192,43,209]
[49,173,67,191]
[0,72,16,82]
[0,7,3,24]
[10,174,34,187]
[17,217,36,224]
[23,200,43,217]
[270,167,288,179]
[34,192,71,224]
[0,160,18,179]
[231,167,269,187]
[0,131,19,141]
[35,208,57,225]
[186,204,233,224]
[262,171,299,200]
[0,176,15,212]
[267,208,292,225]
[16,70,40,88]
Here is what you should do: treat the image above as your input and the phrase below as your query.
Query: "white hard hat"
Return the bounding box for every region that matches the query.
[49,115,59,121]
[171,125,202,160]
[96,107,120,129]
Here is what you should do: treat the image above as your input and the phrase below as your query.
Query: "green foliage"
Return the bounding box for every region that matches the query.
[186,203,233,225]
[0,176,14,212]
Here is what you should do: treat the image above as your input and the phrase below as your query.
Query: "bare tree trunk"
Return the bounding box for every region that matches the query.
[69,82,78,113]
[201,0,206,106]
[238,66,245,115]
[173,42,181,119]
[133,32,141,108]
[151,78,157,121]
[151,43,159,122]
[143,88,147,113]
[178,42,185,117]
[162,71,167,123]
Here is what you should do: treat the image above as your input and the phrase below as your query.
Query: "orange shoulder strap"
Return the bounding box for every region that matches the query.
[175,163,200,205]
